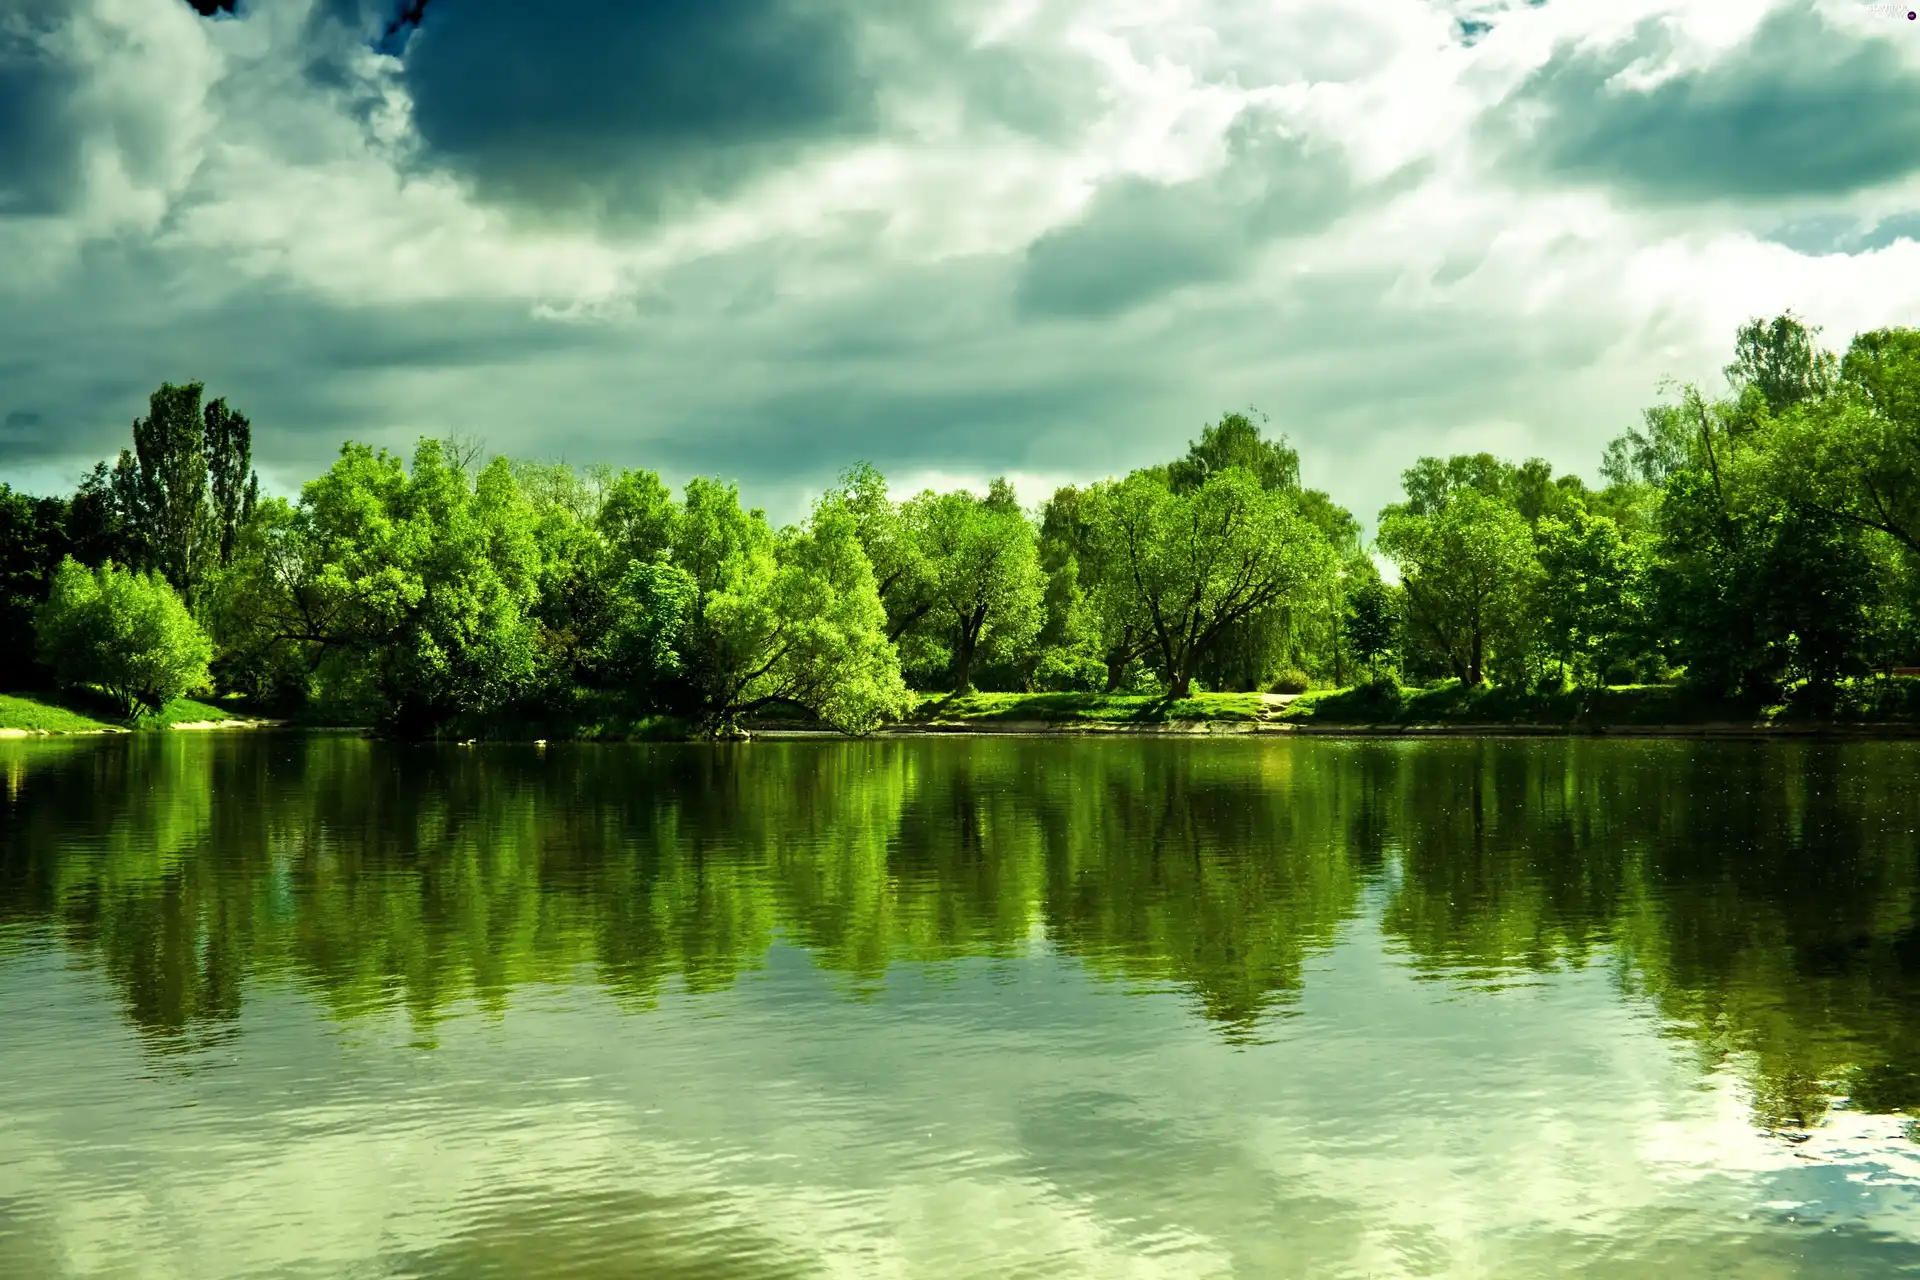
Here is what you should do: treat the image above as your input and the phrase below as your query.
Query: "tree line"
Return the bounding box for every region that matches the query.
[1,312,1915,732]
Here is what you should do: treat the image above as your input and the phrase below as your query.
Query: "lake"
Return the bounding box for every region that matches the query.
[1,734,1918,1277]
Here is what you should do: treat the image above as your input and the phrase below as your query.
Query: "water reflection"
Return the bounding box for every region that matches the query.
[2,735,1918,1135]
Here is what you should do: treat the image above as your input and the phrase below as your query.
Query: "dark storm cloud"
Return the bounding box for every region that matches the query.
[1489,7,1920,201]
[0,242,606,473]
[184,1,241,15]
[1016,115,1358,318]
[389,0,875,217]
[0,2,84,216]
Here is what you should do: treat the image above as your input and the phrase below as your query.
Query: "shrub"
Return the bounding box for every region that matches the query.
[1033,649,1104,693]
[34,557,212,718]
[1269,667,1312,695]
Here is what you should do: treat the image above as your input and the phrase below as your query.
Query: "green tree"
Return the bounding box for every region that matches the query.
[904,480,1044,694]
[96,382,261,605]
[203,397,258,570]
[1377,486,1537,687]
[276,441,544,732]
[1085,467,1334,698]
[597,467,679,567]
[820,463,935,642]
[672,479,908,731]
[1039,483,1148,692]
[1535,507,1649,685]
[1168,410,1301,494]
[0,485,73,688]
[1768,328,1920,557]
[1725,311,1836,417]
[1343,576,1400,676]
[34,557,212,716]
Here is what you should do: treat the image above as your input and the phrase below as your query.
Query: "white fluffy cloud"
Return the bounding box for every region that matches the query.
[2,0,1918,524]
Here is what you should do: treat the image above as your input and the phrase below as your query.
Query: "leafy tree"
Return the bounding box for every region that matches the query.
[820,463,934,642]
[1769,328,1920,556]
[1725,312,1836,417]
[66,462,136,567]
[1168,411,1301,494]
[904,480,1044,694]
[600,560,698,708]
[119,383,211,595]
[0,485,72,688]
[204,397,258,570]
[1377,487,1537,687]
[1535,508,1648,685]
[598,467,679,567]
[672,479,907,731]
[260,441,544,732]
[1038,483,1146,692]
[1647,377,1885,702]
[96,382,260,604]
[1343,577,1400,676]
[1085,467,1334,698]
[1601,400,1696,490]
[34,557,212,716]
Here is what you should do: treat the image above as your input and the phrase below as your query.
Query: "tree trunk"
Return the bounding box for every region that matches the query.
[1467,623,1484,687]
[953,622,979,694]
[1103,654,1129,693]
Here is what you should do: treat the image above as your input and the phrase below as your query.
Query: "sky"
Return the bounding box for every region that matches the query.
[2,0,1919,525]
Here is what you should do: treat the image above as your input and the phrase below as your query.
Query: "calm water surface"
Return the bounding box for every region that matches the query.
[2,735,1919,1277]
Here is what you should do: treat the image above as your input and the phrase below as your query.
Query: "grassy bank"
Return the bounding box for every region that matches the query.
[896,690,1276,729]
[14,678,1919,740]
[1274,676,1920,731]
[0,690,277,734]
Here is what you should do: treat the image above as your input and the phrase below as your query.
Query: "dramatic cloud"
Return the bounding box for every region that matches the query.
[1492,6,1920,202]
[0,2,85,216]
[392,0,876,217]
[1018,111,1363,317]
[1,0,1918,527]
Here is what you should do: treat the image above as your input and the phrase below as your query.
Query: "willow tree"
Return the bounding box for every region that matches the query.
[672,479,908,733]
[1085,466,1335,698]
[903,479,1044,694]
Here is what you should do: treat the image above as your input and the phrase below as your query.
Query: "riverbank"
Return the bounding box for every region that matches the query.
[11,681,1920,740]
[851,682,1920,738]
[0,692,282,736]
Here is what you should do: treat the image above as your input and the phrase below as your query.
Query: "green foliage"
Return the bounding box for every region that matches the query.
[901,480,1044,694]
[1342,577,1400,674]
[106,382,260,604]
[34,558,212,718]
[1377,487,1537,687]
[1535,507,1649,685]
[0,484,73,689]
[1268,667,1311,695]
[662,479,908,733]
[1167,410,1301,494]
[821,462,934,643]
[1084,467,1335,698]
[244,441,546,733]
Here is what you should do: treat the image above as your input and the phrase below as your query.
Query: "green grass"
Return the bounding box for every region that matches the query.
[0,693,119,733]
[904,690,1274,726]
[0,689,278,733]
[1275,677,1920,728]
